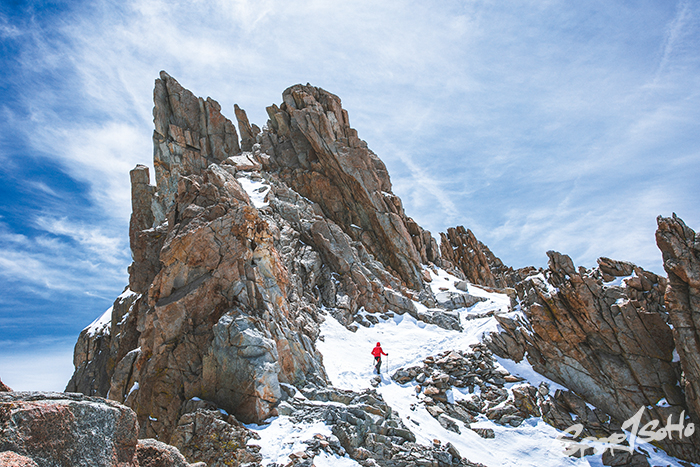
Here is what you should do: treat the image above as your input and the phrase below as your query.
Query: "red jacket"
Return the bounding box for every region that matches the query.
[371,344,387,357]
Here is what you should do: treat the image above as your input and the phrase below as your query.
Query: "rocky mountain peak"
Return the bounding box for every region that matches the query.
[68,73,446,446]
[64,73,700,466]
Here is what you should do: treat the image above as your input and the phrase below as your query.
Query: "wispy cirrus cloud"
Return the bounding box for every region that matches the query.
[0,218,128,294]
[1,0,699,391]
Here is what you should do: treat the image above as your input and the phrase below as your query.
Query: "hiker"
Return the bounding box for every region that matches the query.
[371,342,388,374]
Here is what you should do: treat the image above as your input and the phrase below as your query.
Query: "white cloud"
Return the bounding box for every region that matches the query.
[33,216,125,265]
[0,14,22,39]
[0,220,128,294]
[5,0,700,279]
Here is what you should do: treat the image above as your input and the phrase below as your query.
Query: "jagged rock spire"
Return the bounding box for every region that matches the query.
[261,84,438,290]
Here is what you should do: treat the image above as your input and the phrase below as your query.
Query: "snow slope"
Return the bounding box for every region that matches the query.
[248,268,693,467]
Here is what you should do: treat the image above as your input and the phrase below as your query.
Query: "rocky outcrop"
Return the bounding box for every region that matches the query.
[69,73,328,442]
[66,72,700,466]
[170,407,262,467]
[68,72,442,451]
[392,345,533,431]
[439,226,535,289]
[485,252,700,462]
[233,104,259,152]
[392,348,661,465]
[262,84,438,291]
[656,215,700,423]
[0,392,201,467]
[0,380,11,392]
[66,289,140,397]
[485,253,675,419]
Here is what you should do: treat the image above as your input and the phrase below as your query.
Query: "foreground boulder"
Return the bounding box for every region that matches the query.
[0,392,201,467]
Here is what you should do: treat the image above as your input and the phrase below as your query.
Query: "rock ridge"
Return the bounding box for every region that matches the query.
[262,84,439,291]
[484,249,700,462]
[65,72,700,466]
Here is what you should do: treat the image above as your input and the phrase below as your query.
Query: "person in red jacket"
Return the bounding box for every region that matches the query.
[371,342,388,374]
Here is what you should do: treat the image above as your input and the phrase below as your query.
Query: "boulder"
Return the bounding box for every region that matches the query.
[170,409,262,467]
[135,439,201,467]
[434,291,486,310]
[0,392,138,467]
[0,451,38,467]
[0,392,203,467]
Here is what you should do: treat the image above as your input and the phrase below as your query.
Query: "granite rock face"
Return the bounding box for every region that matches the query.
[656,215,700,422]
[439,226,535,289]
[69,73,326,442]
[485,252,675,420]
[0,392,201,467]
[262,84,439,291]
[68,73,439,451]
[485,251,700,462]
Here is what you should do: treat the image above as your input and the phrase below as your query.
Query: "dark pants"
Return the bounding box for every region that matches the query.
[374,356,381,374]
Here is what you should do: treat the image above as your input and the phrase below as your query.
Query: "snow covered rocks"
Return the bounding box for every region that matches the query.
[483,251,700,461]
[392,345,539,433]
[272,384,486,467]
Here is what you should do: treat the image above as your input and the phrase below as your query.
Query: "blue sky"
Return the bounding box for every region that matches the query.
[1,0,699,391]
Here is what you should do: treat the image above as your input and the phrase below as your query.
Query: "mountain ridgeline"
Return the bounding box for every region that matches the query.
[66,72,700,465]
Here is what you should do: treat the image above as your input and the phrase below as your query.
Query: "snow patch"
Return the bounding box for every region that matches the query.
[85,306,112,337]
[673,349,680,362]
[245,416,359,466]
[603,272,636,288]
[237,176,270,208]
[117,288,138,301]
